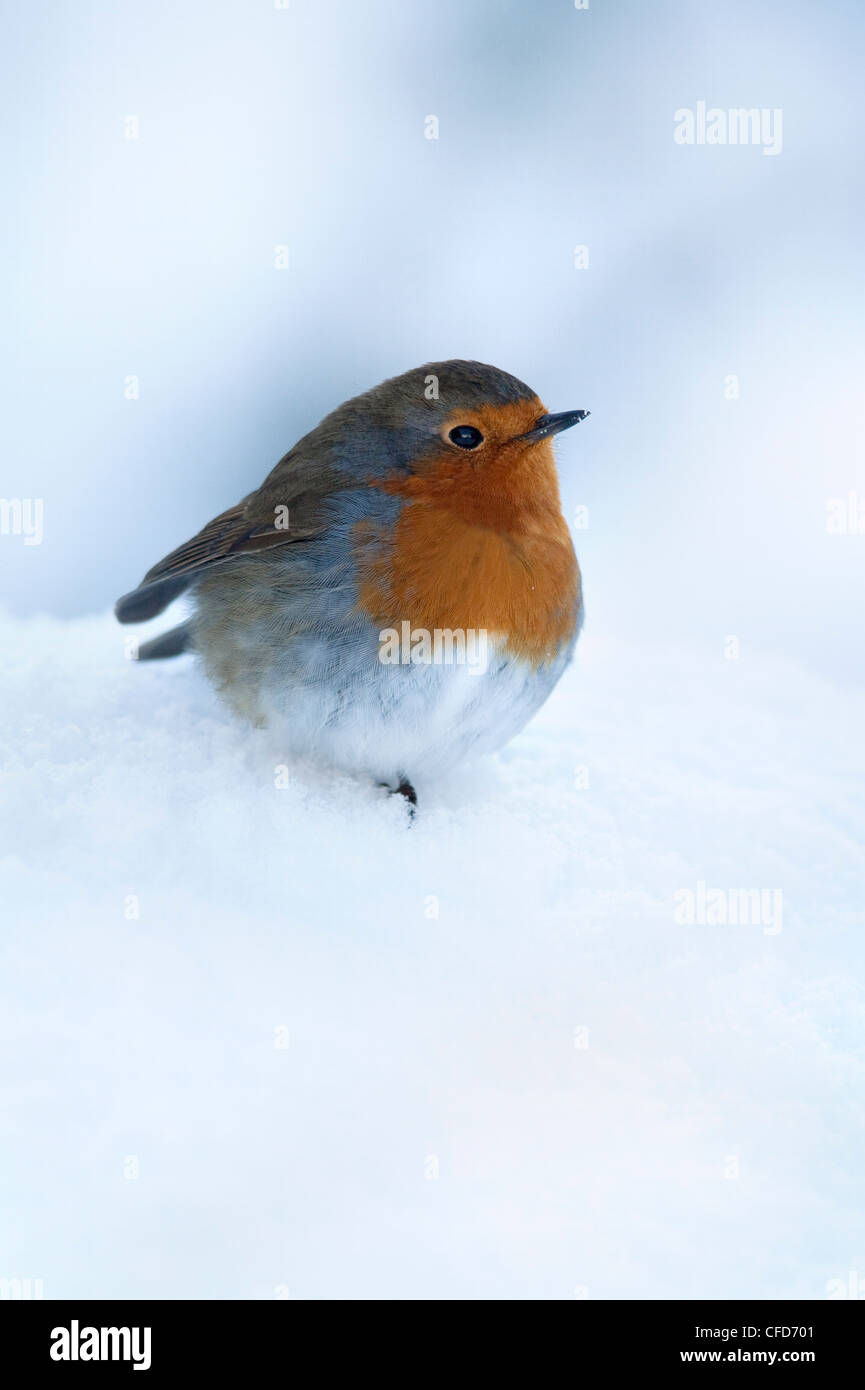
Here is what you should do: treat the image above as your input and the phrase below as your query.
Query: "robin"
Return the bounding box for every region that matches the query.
[115,360,589,809]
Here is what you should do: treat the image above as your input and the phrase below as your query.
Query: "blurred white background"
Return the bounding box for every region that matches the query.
[2,0,863,676]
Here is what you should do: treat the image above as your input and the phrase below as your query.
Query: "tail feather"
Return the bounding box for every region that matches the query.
[115,574,191,624]
[136,621,194,661]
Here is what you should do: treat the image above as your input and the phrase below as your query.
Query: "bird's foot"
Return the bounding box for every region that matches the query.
[378,776,418,820]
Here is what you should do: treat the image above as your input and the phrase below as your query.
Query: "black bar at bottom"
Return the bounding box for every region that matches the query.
[1,1297,860,1375]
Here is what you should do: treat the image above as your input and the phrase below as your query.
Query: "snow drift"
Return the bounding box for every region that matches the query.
[1,607,863,1299]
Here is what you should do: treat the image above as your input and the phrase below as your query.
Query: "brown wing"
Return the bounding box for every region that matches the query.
[115,450,343,624]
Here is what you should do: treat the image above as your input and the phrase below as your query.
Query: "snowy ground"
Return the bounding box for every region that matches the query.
[1,606,863,1300]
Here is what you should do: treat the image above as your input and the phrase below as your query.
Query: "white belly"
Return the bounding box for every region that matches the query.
[257,637,568,784]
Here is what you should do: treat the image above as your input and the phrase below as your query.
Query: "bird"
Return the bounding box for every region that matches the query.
[115,360,589,810]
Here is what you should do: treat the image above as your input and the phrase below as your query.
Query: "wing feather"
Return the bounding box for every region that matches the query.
[115,451,342,624]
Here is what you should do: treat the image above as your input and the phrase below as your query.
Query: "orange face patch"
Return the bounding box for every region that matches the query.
[353,399,581,667]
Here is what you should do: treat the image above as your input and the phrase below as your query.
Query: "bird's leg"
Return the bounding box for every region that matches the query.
[378,776,418,818]
[395,777,418,811]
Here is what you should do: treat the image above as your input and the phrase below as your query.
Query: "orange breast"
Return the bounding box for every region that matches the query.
[353,438,580,666]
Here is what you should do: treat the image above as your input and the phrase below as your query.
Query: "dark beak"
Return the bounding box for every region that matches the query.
[519,409,590,443]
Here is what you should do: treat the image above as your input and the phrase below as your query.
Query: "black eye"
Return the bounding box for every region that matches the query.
[448,425,484,450]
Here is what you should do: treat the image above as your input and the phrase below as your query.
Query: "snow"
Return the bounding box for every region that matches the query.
[1,605,863,1300]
